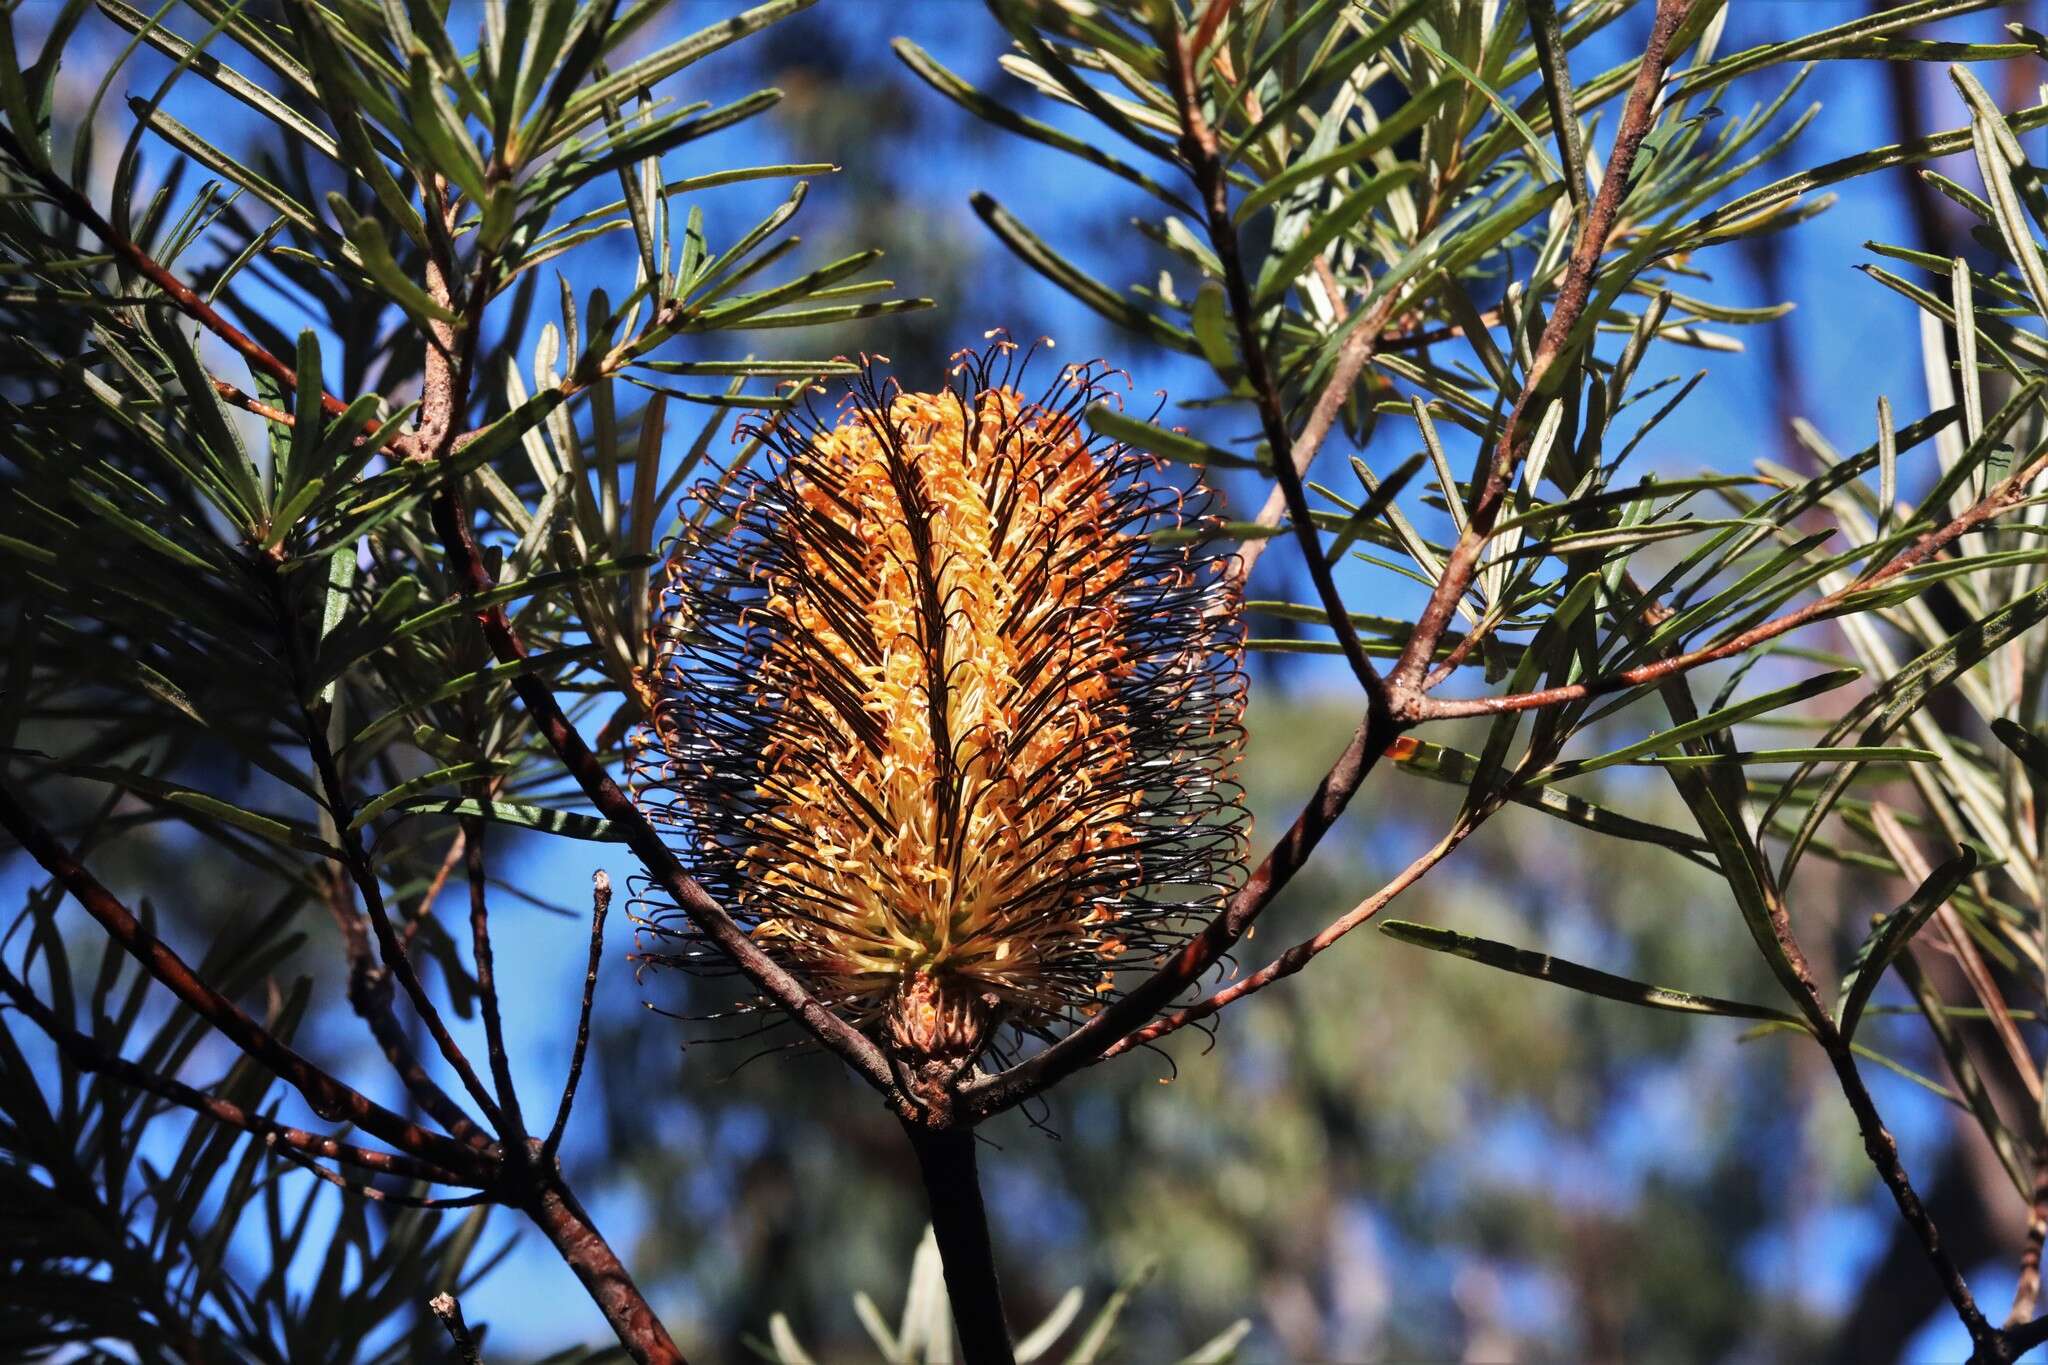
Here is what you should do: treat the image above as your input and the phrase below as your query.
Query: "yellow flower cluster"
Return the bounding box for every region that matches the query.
[743,384,1144,1056]
[635,345,1247,1061]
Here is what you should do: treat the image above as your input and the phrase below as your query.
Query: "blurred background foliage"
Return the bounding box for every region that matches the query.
[7,0,2048,1361]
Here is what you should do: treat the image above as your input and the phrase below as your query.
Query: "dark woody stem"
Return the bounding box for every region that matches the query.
[903,1122,1014,1365]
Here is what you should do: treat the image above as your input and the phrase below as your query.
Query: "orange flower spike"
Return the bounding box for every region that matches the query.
[633,340,1249,1063]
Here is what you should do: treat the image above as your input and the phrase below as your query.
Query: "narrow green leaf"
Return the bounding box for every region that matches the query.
[971,192,1198,353]
[369,797,623,842]
[1235,80,1456,221]
[1189,282,1235,377]
[1645,746,1938,767]
[282,328,325,500]
[326,193,460,323]
[128,97,341,253]
[349,761,515,831]
[727,297,935,329]
[23,756,338,856]
[553,0,813,143]
[1991,717,2048,777]
[1395,739,1718,869]
[145,311,264,522]
[1876,394,1897,536]
[1379,921,1804,1023]
[893,38,1194,214]
[1838,846,1978,1040]
[1534,669,1861,784]
[1252,165,1419,310]
[1086,404,1264,472]
[1679,0,1998,92]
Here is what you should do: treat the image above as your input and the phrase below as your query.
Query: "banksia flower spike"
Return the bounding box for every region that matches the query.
[632,339,1248,1068]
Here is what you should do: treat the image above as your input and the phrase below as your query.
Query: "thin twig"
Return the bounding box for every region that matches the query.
[318,862,493,1151]
[1822,1035,2003,1358]
[1377,311,1505,355]
[292,600,508,1138]
[1745,749,2000,1354]
[429,1292,484,1365]
[465,807,528,1141]
[544,870,610,1164]
[1214,101,1391,600]
[1224,273,1402,598]
[263,1134,493,1208]
[1410,438,2048,719]
[210,377,294,426]
[398,828,468,953]
[1103,820,1474,1057]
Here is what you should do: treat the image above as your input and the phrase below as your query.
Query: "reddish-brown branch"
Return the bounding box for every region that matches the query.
[1104,821,1474,1057]
[210,377,294,426]
[0,127,370,428]
[0,783,488,1179]
[526,1179,688,1365]
[0,961,475,1186]
[1409,439,2048,719]
[1389,0,1696,703]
